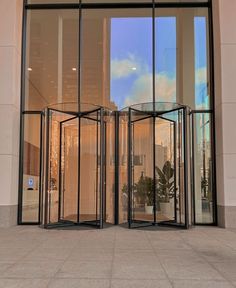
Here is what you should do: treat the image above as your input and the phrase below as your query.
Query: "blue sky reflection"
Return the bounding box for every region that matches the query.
[111,16,208,110]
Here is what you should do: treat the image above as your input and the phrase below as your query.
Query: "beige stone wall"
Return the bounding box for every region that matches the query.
[213,0,236,227]
[0,0,23,226]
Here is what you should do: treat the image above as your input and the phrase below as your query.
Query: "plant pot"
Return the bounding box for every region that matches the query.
[145,205,153,214]
[159,201,174,219]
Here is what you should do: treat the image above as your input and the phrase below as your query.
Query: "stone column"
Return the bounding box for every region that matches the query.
[0,0,23,227]
[213,0,236,228]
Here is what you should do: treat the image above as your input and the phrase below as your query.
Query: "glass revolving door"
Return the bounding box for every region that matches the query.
[127,103,190,229]
[41,104,106,229]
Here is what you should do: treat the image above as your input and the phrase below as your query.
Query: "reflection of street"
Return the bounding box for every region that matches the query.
[195,113,213,223]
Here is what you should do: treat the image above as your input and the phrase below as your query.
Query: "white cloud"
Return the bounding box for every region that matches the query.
[111,55,177,108]
[124,72,176,107]
[195,67,207,85]
[111,55,207,109]
[111,55,141,79]
[124,73,152,107]
[155,73,176,102]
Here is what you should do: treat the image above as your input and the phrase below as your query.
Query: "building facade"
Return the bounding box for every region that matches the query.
[0,0,235,228]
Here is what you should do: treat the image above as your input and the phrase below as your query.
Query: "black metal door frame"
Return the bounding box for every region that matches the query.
[43,107,106,229]
[128,106,189,229]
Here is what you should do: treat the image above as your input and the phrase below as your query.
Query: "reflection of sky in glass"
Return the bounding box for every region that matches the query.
[111,16,208,110]
[111,18,152,110]
[111,17,177,109]
[194,17,210,144]
[196,113,210,145]
[195,17,208,109]
[155,17,176,77]
[155,17,176,102]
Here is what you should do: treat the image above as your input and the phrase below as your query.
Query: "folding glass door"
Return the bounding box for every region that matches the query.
[41,106,105,228]
[127,104,190,228]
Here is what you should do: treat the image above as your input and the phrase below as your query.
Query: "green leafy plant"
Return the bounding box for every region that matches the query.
[134,174,154,206]
[121,160,176,207]
[156,161,175,203]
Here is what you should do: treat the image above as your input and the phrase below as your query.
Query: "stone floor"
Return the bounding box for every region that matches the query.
[0,225,236,287]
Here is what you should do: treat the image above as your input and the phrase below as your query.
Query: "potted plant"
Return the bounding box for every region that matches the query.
[144,177,154,214]
[156,161,175,217]
[135,173,154,214]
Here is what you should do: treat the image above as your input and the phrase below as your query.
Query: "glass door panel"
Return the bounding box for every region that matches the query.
[80,116,100,225]
[42,107,106,228]
[105,114,115,224]
[44,109,78,227]
[128,107,154,228]
[155,116,176,223]
[132,117,153,224]
[192,112,214,224]
[156,108,187,227]
[127,105,189,229]
[60,117,79,223]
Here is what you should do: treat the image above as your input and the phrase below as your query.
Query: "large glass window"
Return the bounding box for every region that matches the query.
[81,8,153,110]
[192,112,214,224]
[194,15,210,109]
[24,9,79,111]
[155,16,176,102]
[155,8,210,110]
[21,114,41,223]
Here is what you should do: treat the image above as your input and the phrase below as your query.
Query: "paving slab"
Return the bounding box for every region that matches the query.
[0,226,235,287]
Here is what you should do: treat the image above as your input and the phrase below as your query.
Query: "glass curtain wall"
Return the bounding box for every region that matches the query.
[19,8,79,223]
[21,113,41,222]
[19,0,215,225]
[80,8,153,110]
[154,6,214,224]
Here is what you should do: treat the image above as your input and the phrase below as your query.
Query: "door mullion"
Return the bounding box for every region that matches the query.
[58,122,63,221]
[77,116,81,224]
[153,116,157,224]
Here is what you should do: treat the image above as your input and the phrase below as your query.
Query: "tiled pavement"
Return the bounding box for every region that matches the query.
[0,225,236,287]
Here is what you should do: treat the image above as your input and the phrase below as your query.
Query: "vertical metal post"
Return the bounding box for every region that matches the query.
[96,111,99,225]
[100,108,105,228]
[178,110,182,224]
[114,111,119,225]
[183,107,189,229]
[78,0,82,109]
[208,0,217,225]
[58,122,62,221]
[128,108,132,228]
[173,121,177,222]
[77,116,81,223]
[38,112,44,224]
[44,108,50,228]
[77,1,82,223]
[153,116,157,224]
[104,121,107,224]
[152,0,155,104]
[152,1,156,223]
[191,112,196,224]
